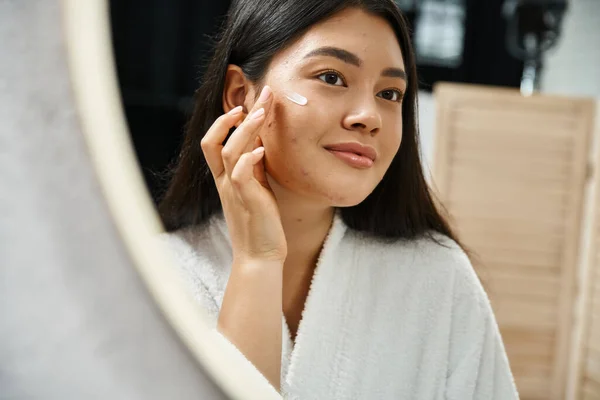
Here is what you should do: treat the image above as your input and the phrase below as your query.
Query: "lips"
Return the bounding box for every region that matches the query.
[324,142,377,169]
[323,142,377,161]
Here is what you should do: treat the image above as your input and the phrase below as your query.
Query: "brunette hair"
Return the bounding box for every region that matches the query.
[158,0,462,249]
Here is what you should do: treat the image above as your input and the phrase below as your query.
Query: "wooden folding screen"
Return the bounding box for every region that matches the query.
[580,224,600,400]
[576,183,600,400]
[573,102,600,400]
[431,83,597,400]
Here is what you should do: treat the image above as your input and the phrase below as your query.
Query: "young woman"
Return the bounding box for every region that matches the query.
[158,0,519,398]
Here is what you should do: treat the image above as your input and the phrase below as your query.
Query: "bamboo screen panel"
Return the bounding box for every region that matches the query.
[576,102,600,400]
[431,83,596,400]
[579,206,600,399]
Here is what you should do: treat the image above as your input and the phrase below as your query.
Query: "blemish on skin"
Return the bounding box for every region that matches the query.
[268,122,272,127]
[291,137,298,144]
[301,168,308,176]
[325,191,346,204]
[296,218,303,222]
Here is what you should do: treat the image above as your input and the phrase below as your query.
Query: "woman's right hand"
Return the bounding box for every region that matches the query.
[201,85,287,264]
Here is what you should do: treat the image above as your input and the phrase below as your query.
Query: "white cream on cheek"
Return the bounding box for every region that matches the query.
[283,89,308,106]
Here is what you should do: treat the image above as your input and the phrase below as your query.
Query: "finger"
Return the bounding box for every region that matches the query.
[230,147,266,209]
[253,136,269,188]
[200,106,244,179]
[222,86,273,177]
[253,135,262,150]
[242,87,273,154]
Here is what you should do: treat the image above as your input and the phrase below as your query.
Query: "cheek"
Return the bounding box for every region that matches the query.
[261,101,297,148]
[390,130,403,156]
[260,99,337,195]
[381,117,403,162]
[261,99,321,152]
[259,101,308,179]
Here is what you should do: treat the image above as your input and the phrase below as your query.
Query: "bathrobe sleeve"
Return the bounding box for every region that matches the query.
[186,273,283,397]
[157,232,282,397]
[444,253,520,399]
[192,278,283,397]
[156,232,222,323]
[211,330,283,398]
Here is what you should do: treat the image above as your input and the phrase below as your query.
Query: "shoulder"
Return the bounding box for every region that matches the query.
[157,213,230,267]
[155,213,233,296]
[157,224,214,269]
[413,232,484,300]
[346,229,487,309]
[348,229,472,276]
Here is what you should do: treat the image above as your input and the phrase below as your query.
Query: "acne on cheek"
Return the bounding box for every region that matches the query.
[261,102,280,139]
[269,101,298,144]
[326,191,348,205]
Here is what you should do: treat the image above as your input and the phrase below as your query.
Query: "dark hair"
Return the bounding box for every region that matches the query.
[158,0,462,248]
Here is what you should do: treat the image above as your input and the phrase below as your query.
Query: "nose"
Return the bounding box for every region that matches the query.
[342,98,382,136]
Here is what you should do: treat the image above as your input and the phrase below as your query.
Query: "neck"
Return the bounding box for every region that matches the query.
[280,206,334,268]
[267,176,335,275]
[276,194,335,270]
[266,177,336,336]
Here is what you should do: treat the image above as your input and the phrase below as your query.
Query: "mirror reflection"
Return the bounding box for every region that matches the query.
[110,0,599,399]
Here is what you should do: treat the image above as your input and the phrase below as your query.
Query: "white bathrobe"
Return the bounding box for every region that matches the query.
[161,210,519,399]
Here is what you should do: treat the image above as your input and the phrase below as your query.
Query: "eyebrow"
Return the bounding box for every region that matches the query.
[303,46,407,81]
[380,67,406,80]
[304,46,362,66]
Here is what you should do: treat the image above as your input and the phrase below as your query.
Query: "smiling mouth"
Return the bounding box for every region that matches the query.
[323,142,377,169]
[326,149,374,169]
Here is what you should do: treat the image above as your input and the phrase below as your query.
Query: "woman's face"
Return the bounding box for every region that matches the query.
[258,8,406,207]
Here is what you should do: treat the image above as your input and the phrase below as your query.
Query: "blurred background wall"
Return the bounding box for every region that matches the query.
[541,0,600,98]
[419,0,600,176]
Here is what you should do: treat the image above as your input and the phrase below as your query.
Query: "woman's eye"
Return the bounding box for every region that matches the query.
[377,89,403,102]
[318,72,345,86]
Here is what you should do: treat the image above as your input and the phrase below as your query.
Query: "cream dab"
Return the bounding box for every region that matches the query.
[284,90,308,106]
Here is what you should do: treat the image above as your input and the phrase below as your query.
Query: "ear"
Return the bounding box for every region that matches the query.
[223,65,255,127]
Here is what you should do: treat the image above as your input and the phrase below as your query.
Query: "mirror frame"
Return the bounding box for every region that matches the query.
[60,1,281,398]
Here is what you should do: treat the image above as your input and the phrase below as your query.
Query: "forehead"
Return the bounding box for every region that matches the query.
[274,8,405,71]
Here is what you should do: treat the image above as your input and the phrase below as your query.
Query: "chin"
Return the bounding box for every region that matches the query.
[318,182,375,208]
[331,198,366,208]
[267,163,379,207]
[332,193,371,207]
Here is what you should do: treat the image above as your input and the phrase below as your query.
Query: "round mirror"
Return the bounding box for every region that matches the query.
[1,0,280,398]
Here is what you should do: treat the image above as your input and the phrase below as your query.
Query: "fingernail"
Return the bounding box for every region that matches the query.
[252,146,265,155]
[251,108,265,120]
[258,86,272,103]
[229,105,243,115]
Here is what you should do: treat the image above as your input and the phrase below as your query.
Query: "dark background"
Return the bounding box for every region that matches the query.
[109,0,524,203]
